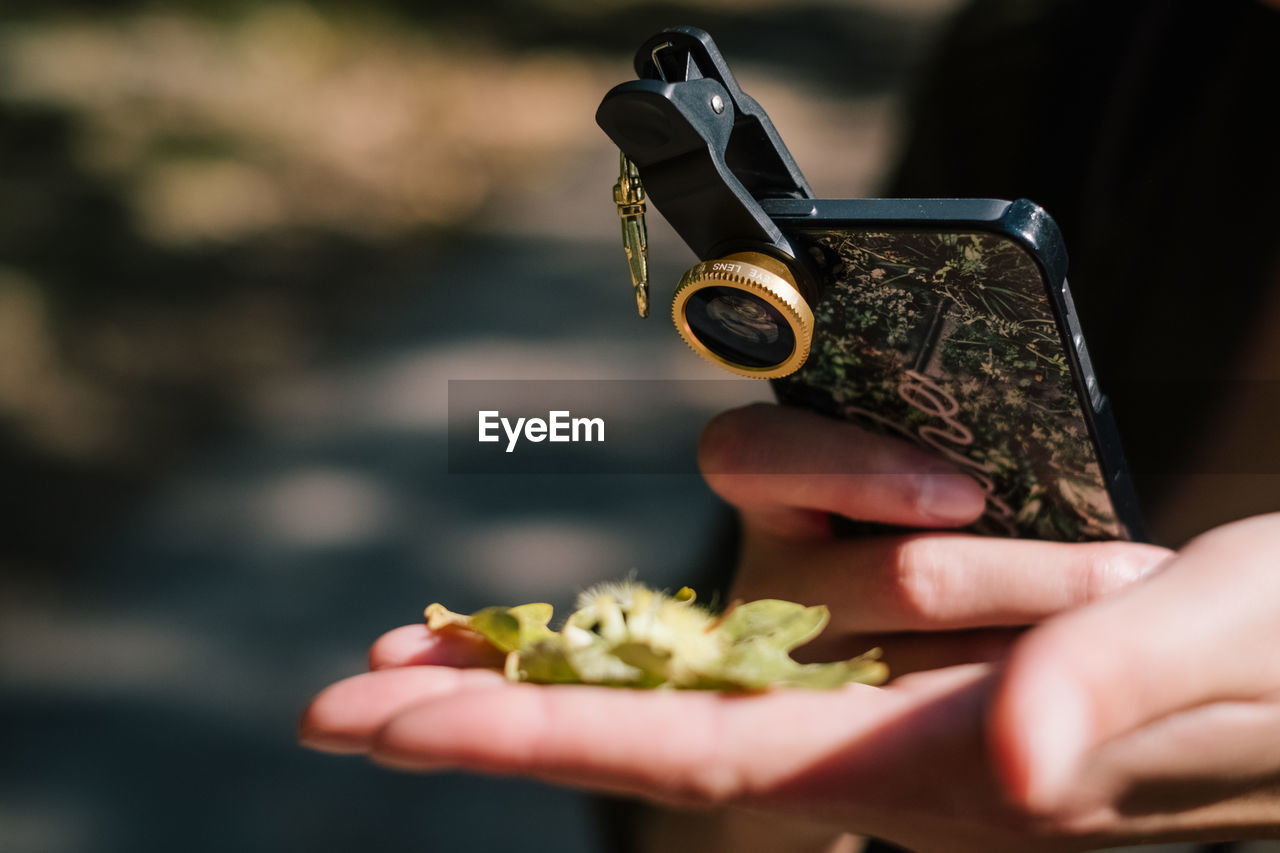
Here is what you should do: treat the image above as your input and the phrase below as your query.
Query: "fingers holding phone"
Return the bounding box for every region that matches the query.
[698,403,988,538]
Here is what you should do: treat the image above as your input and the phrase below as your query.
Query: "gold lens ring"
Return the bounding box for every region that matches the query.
[671,251,814,378]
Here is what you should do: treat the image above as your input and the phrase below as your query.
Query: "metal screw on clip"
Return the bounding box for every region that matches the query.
[613,151,650,318]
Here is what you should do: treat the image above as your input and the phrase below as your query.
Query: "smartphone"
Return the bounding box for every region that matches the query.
[597,27,1142,542]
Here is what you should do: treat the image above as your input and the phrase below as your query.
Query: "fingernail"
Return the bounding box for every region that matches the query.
[369,748,453,773]
[918,474,986,524]
[299,730,367,755]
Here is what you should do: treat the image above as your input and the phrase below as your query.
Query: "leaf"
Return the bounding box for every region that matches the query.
[563,636,652,686]
[781,650,889,690]
[716,640,887,690]
[467,607,523,652]
[705,637,799,690]
[424,602,472,633]
[508,643,580,685]
[469,604,555,653]
[510,602,554,626]
[610,640,673,682]
[424,602,555,653]
[423,582,889,692]
[714,599,829,652]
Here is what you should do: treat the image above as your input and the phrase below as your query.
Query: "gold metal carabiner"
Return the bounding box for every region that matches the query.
[613,151,649,318]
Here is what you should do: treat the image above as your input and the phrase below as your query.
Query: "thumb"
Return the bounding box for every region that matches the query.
[989,513,1280,813]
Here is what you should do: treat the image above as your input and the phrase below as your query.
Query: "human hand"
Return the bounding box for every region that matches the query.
[300,405,1280,850]
[696,404,1166,679]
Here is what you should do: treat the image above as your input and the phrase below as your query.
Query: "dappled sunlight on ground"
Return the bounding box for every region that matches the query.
[3,6,613,241]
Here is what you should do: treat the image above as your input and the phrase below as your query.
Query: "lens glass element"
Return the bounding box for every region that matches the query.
[682,286,796,368]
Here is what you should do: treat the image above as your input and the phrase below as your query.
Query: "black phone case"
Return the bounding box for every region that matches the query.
[763,197,1143,542]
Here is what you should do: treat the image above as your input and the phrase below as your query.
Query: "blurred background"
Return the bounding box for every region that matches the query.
[0,1,963,850]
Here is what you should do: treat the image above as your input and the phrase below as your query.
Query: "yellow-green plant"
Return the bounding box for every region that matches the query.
[425,581,886,691]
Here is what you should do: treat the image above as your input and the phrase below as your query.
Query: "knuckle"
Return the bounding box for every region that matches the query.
[895,471,936,514]
[1076,542,1167,602]
[664,718,749,808]
[884,535,951,624]
[656,700,775,809]
[668,761,747,808]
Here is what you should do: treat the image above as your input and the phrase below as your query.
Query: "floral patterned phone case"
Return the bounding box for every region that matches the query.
[765,197,1143,542]
[596,27,1141,542]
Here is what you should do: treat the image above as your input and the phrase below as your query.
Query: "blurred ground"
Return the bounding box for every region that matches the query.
[0,2,962,851]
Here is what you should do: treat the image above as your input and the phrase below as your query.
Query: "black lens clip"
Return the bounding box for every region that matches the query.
[596,26,813,263]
